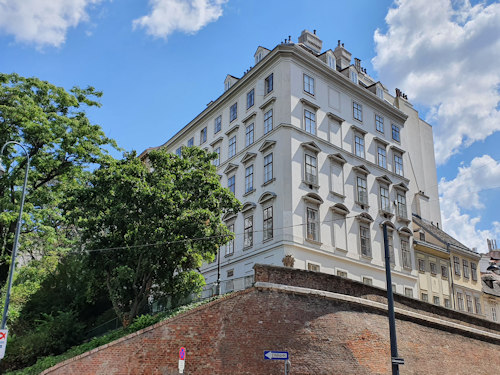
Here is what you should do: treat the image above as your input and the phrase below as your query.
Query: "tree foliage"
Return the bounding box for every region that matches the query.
[70,147,240,325]
[0,73,117,284]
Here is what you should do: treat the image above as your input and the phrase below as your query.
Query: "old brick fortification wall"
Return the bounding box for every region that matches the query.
[43,264,500,375]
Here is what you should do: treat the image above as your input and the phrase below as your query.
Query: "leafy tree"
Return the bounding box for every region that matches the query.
[0,73,117,284]
[70,147,240,326]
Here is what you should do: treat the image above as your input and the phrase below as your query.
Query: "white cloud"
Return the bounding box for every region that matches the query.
[0,0,103,48]
[373,0,500,164]
[133,0,227,39]
[439,155,500,252]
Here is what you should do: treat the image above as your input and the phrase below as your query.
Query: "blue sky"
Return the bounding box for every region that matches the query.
[0,0,499,252]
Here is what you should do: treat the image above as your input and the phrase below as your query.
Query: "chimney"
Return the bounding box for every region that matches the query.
[298,29,322,54]
[333,41,352,69]
[354,58,361,72]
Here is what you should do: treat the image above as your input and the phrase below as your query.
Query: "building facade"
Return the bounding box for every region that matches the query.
[141,30,443,297]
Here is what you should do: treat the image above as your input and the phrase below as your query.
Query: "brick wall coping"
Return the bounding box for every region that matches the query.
[40,289,252,375]
[254,281,500,343]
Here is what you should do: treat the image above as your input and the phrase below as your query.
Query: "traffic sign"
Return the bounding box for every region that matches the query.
[179,347,186,360]
[0,329,8,359]
[264,351,289,360]
[178,359,185,373]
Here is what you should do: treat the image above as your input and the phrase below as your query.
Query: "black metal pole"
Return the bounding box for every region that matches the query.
[382,223,399,375]
[216,246,221,296]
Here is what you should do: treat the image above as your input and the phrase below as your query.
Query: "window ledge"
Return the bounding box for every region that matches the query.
[302,180,320,189]
[243,246,253,251]
[361,254,373,260]
[263,238,274,244]
[356,201,370,209]
[335,247,348,253]
[243,189,256,197]
[262,178,276,187]
[224,253,234,258]
[379,210,394,218]
[397,216,411,225]
[402,266,413,271]
[305,238,322,246]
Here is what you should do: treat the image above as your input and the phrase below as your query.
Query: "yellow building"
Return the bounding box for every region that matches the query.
[412,215,482,316]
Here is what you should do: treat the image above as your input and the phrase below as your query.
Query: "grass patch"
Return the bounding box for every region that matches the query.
[7,296,221,375]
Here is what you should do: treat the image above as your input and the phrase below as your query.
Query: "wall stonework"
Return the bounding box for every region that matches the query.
[43,265,500,375]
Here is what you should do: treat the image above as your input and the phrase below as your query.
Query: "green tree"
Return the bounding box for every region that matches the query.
[70,147,240,326]
[0,73,117,284]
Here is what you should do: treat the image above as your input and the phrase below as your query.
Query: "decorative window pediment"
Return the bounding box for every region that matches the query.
[356,212,374,223]
[225,125,240,137]
[301,141,321,154]
[327,112,345,124]
[391,145,405,154]
[300,97,320,110]
[240,152,257,165]
[394,182,409,192]
[222,211,237,222]
[258,140,276,153]
[353,165,370,176]
[259,96,276,110]
[374,136,389,147]
[241,202,257,213]
[258,191,277,204]
[380,220,396,231]
[210,136,223,147]
[302,192,323,205]
[224,163,239,175]
[351,124,367,136]
[398,226,413,237]
[242,111,257,124]
[376,175,392,185]
[328,153,347,165]
[331,203,350,216]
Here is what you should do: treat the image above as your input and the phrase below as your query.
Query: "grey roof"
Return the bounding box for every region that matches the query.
[482,273,500,297]
[412,214,474,253]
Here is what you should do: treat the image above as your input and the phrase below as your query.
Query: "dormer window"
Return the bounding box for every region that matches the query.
[225,81,230,91]
[350,70,358,84]
[376,86,384,99]
[327,54,336,70]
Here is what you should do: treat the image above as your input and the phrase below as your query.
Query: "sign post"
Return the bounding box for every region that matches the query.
[264,351,290,374]
[0,330,8,359]
[178,347,186,374]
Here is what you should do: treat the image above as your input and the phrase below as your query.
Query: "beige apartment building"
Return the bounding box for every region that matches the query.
[140,30,444,297]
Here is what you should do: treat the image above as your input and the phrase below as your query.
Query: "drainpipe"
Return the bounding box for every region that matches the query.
[447,243,456,310]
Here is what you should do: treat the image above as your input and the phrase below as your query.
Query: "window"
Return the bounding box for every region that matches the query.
[303,74,315,95]
[394,154,404,176]
[471,262,477,281]
[404,287,413,298]
[214,147,221,166]
[444,299,451,308]
[457,292,464,311]
[265,73,273,94]
[245,123,254,146]
[492,306,497,321]
[433,296,440,305]
[244,216,253,248]
[245,165,254,193]
[420,232,425,241]
[392,124,400,142]
[354,134,365,158]
[304,154,317,185]
[264,109,273,134]
[359,224,371,257]
[376,87,384,99]
[306,208,319,241]
[430,262,437,275]
[375,114,384,133]
[214,116,222,134]
[247,89,254,109]
[453,256,461,275]
[353,102,362,122]
[350,71,358,84]
[227,269,234,277]
[337,270,347,278]
[401,239,411,269]
[418,258,426,272]
[264,153,273,183]
[377,146,387,168]
[228,136,236,158]
[362,277,373,286]
[225,80,230,92]
[263,206,273,241]
[397,193,407,218]
[304,109,316,135]
[328,55,336,69]
[200,127,207,144]
[463,259,469,279]
[175,147,182,157]
[421,293,428,302]
[226,224,234,255]
[356,177,368,205]
[230,102,238,122]
[441,265,448,278]
[466,295,473,313]
[187,137,194,147]
[474,297,481,314]
[308,263,320,272]
[388,233,395,265]
[380,186,390,211]
[228,175,235,194]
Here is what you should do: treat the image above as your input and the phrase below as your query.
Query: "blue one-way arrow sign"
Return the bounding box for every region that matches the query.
[264,351,289,360]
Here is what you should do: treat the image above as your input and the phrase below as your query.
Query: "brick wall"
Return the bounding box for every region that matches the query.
[43,265,500,375]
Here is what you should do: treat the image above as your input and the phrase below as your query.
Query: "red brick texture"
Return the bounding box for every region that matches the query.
[43,265,500,375]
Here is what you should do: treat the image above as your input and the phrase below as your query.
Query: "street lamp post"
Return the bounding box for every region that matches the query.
[0,141,30,330]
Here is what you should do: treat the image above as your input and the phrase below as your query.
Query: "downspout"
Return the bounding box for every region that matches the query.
[447,242,456,310]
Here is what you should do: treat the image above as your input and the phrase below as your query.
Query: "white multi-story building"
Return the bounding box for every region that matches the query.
[141,30,442,296]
